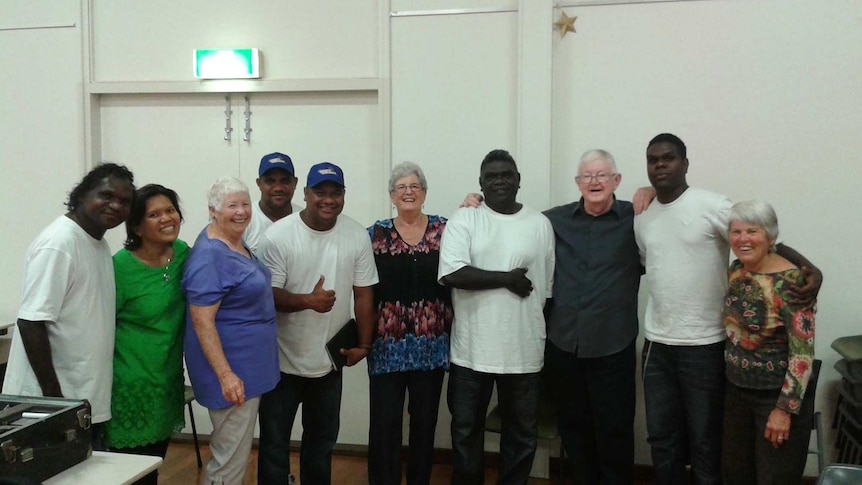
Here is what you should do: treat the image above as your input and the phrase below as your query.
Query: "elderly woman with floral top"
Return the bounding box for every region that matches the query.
[721,200,817,484]
[366,162,453,485]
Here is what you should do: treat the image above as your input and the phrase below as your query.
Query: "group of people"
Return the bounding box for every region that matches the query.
[1,133,821,485]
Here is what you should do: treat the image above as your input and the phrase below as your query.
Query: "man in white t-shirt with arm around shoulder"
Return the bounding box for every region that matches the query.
[243,151,301,255]
[2,163,135,450]
[438,149,555,485]
[634,133,822,485]
[256,162,379,485]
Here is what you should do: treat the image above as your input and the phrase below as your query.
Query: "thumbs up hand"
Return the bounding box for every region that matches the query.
[307,275,336,313]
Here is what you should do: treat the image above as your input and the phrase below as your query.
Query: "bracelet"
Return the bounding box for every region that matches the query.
[358,343,372,350]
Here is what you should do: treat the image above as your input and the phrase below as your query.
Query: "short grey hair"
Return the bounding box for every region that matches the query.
[208,177,250,212]
[729,200,780,241]
[578,149,618,174]
[388,161,428,192]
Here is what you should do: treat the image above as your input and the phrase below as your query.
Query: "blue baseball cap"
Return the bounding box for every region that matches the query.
[307,162,346,188]
[259,152,295,177]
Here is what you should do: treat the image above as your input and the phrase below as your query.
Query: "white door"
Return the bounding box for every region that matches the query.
[236,91,384,228]
[99,93,240,249]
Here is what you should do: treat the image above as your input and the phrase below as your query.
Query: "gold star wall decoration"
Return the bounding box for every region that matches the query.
[554,11,577,39]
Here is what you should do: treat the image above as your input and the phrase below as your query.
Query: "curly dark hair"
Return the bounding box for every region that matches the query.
[65,162,135,211]
[480,149,518,171]
[124,184,184,251]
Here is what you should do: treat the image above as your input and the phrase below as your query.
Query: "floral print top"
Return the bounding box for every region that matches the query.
[366,216,453,376]
[723,260,816,414]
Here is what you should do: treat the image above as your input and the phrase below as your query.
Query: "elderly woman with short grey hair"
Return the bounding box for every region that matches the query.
[721,200,816,484]
[366,162,453,485]
[183,177,279,485]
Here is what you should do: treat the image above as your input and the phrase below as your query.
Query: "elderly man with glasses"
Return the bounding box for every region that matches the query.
[543,149,643,485]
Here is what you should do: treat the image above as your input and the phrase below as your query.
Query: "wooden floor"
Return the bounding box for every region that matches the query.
[158,441,554,484]
[148,440,824,484]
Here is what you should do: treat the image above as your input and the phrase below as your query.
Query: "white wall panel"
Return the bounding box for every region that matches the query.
[91,0,379,82]
[99,94,240,251]
[236,91,383,229]
[0,23,83,323]
[0,0,77,29]
[391,11,519,221]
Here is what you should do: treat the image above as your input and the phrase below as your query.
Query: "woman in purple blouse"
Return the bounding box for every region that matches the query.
[183,177,279,485]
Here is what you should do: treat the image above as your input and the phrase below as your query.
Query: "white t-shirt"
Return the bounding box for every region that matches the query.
[438,203,555,374]
[243,201,302,256]
[634,187,733,345]
[258,212,379,377]
[2,216,116,423]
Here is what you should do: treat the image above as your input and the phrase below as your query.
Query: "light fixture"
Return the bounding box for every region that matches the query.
[194,48,261,79]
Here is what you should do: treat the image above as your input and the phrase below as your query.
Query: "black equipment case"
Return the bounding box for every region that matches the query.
[0,395,92,482]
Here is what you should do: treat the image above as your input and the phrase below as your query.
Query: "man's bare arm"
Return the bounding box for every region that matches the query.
[17,319,62,397]
[340,285,375,367]
[775,243,823,306]
[441,266,533,298]
[632,186,657,215]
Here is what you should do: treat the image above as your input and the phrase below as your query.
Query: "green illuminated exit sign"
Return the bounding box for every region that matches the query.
[194,48,260,79]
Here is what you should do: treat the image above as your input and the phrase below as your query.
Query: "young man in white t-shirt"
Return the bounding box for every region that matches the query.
[256,162,379,485]
[2,163,135,449]
[635,133,822,484]
[439,149,555,485]
[243,151,301,255]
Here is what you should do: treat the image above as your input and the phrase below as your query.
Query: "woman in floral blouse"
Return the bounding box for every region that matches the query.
[366,162,453,485]
[721,200,816,484]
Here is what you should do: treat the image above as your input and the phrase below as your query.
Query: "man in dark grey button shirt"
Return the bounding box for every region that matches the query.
[543,149,643,485]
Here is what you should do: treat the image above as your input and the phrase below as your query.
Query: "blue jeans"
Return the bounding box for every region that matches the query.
[368,368,445,485]
[642,340,725,485]
[447,364,540,485]
[548,340,635,485]
[258,371,342,485]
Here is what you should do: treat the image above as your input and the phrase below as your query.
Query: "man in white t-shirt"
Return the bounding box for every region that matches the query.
[243,151,301,255]
[256,162,379,485]
[438,149,555,485]
[2,163,135,449]
[635,133,822,484]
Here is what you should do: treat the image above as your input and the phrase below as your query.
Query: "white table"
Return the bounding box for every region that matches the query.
[43,451,162,485]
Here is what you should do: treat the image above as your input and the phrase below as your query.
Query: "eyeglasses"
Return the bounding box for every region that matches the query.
[575,173,616,185]
[392,183,423,193]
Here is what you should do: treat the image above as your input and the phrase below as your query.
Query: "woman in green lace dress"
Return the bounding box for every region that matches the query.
[104,184,189,484]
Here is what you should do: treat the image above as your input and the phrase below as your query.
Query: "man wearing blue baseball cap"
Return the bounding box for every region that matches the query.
[243,151,300,254]
[257,162,379,485]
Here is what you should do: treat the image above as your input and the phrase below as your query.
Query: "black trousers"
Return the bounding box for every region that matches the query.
[447,364,540,485]
[368,368,445,485]
[547,340,636,485]
[721,382,812,485]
